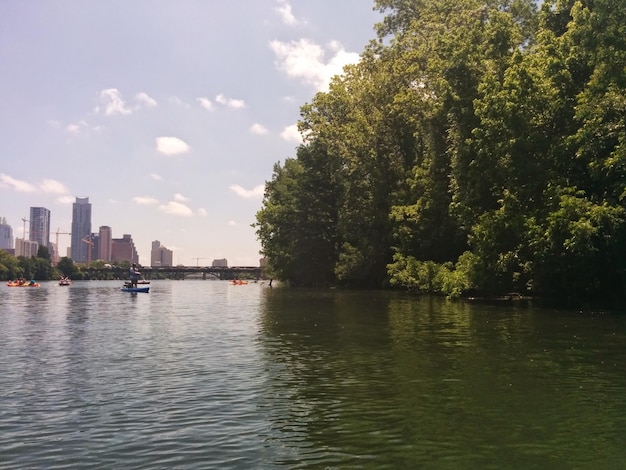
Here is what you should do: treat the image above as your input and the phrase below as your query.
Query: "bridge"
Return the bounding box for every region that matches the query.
[85,265,264,281]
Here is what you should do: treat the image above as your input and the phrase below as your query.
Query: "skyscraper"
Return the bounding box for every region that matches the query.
[70,197,92,263]
[151,240,173,267]
[29,207,51,248]
[0,217,13,250]
[99,226,112,262]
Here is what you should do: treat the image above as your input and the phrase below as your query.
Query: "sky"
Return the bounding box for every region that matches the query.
[0,0,383,266]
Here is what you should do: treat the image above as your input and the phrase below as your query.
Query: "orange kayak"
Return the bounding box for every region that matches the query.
[7,281,40,287]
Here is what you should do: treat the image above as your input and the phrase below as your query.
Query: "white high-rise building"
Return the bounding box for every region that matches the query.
[15,238,38,257]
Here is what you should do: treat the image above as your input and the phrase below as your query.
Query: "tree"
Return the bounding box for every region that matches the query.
[37,245,51,261]
[254,0,626,298]
[254,159,306,285]
[57,257,79,279]
[0,250,23,281]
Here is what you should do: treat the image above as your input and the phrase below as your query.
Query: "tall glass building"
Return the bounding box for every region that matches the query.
[0,217,13,250]
[70,197,92,263]
[29,207,51,248]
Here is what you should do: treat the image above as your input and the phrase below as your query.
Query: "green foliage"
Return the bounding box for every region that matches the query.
[254,158,307,286]
[530,189,626,296]
[57,257,79,278]
[254,0,626,299]
[36,245,51,261]
[387,252,474,299]
[0,250,23,281]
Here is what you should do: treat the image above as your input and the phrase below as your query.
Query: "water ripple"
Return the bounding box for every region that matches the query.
[2,283,626,468]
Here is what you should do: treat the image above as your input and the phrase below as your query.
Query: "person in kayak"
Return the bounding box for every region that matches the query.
[129,263,141,288]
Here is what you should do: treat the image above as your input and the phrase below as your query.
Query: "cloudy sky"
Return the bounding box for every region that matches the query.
[0,0,382,266]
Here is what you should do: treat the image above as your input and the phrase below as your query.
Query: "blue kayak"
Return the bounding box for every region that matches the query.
[121,286,150,293]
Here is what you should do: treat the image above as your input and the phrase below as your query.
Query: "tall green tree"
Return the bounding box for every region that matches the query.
[384,0,537,291]
[299,57,416,287]
[0,250,23,281]
[255,158,306,285]
[57,257,79,278]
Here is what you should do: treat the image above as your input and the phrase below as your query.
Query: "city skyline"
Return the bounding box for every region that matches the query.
[2,200,152,266]
[2,205,156,265]
[1,202,232,266]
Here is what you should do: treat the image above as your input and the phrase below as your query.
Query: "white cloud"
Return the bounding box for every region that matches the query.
[197,97,213,111]
[270,38,360,92]
[66,120,101,135]
[229,184,264,199]
[158,201,193,216]
[197,208,208,217]
[136,92,157,107]
[57,195,75,204]
[149,173,163,181]
[41,179,69,194]
[276,0,298,25]
[228,220,238,226]
[250,123,269,135]
[156,136,191,156]
[215,94,246,109]
[67,120,88,133]
[174,193,189,202]
[280,124,303,143]
[96,88,132,116]
[0,174,73,199]
[0,173,37,192]
[133,196,159,205]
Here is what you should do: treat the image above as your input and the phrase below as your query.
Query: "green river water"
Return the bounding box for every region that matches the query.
[1,280,625,468]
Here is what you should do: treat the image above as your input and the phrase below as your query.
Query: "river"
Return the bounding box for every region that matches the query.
[1,280,625,468]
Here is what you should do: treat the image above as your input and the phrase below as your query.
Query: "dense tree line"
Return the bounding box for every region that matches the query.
[0,247,58,281]
[254,0,626,299]
[0,249,142,281]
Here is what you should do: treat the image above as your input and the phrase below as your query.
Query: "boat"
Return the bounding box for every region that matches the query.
[59,277,71,286]
[229,280,248,285]
[7,280,40,287]
[121,286,150,293]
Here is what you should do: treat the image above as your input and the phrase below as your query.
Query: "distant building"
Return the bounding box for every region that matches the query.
[49,242,58,264]
[111,234,139,264]
[150,240,173,267]
[89,233,99,262]
[29,207,51,248]
[0,217,13,250]
[212,258,228,267]
[70,197,92,263]
[15,238,38,258]
[98,226,112,262]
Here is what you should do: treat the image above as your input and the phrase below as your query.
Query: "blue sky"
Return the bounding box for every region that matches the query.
[0,0,382,266]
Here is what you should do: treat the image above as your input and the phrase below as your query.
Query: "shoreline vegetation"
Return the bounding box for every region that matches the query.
[255,0,626,301]
[0,249,255,283]
[0,248,144,282]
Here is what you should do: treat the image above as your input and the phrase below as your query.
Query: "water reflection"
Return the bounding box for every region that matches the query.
[258,289,626,468]
[2,282,626,468]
